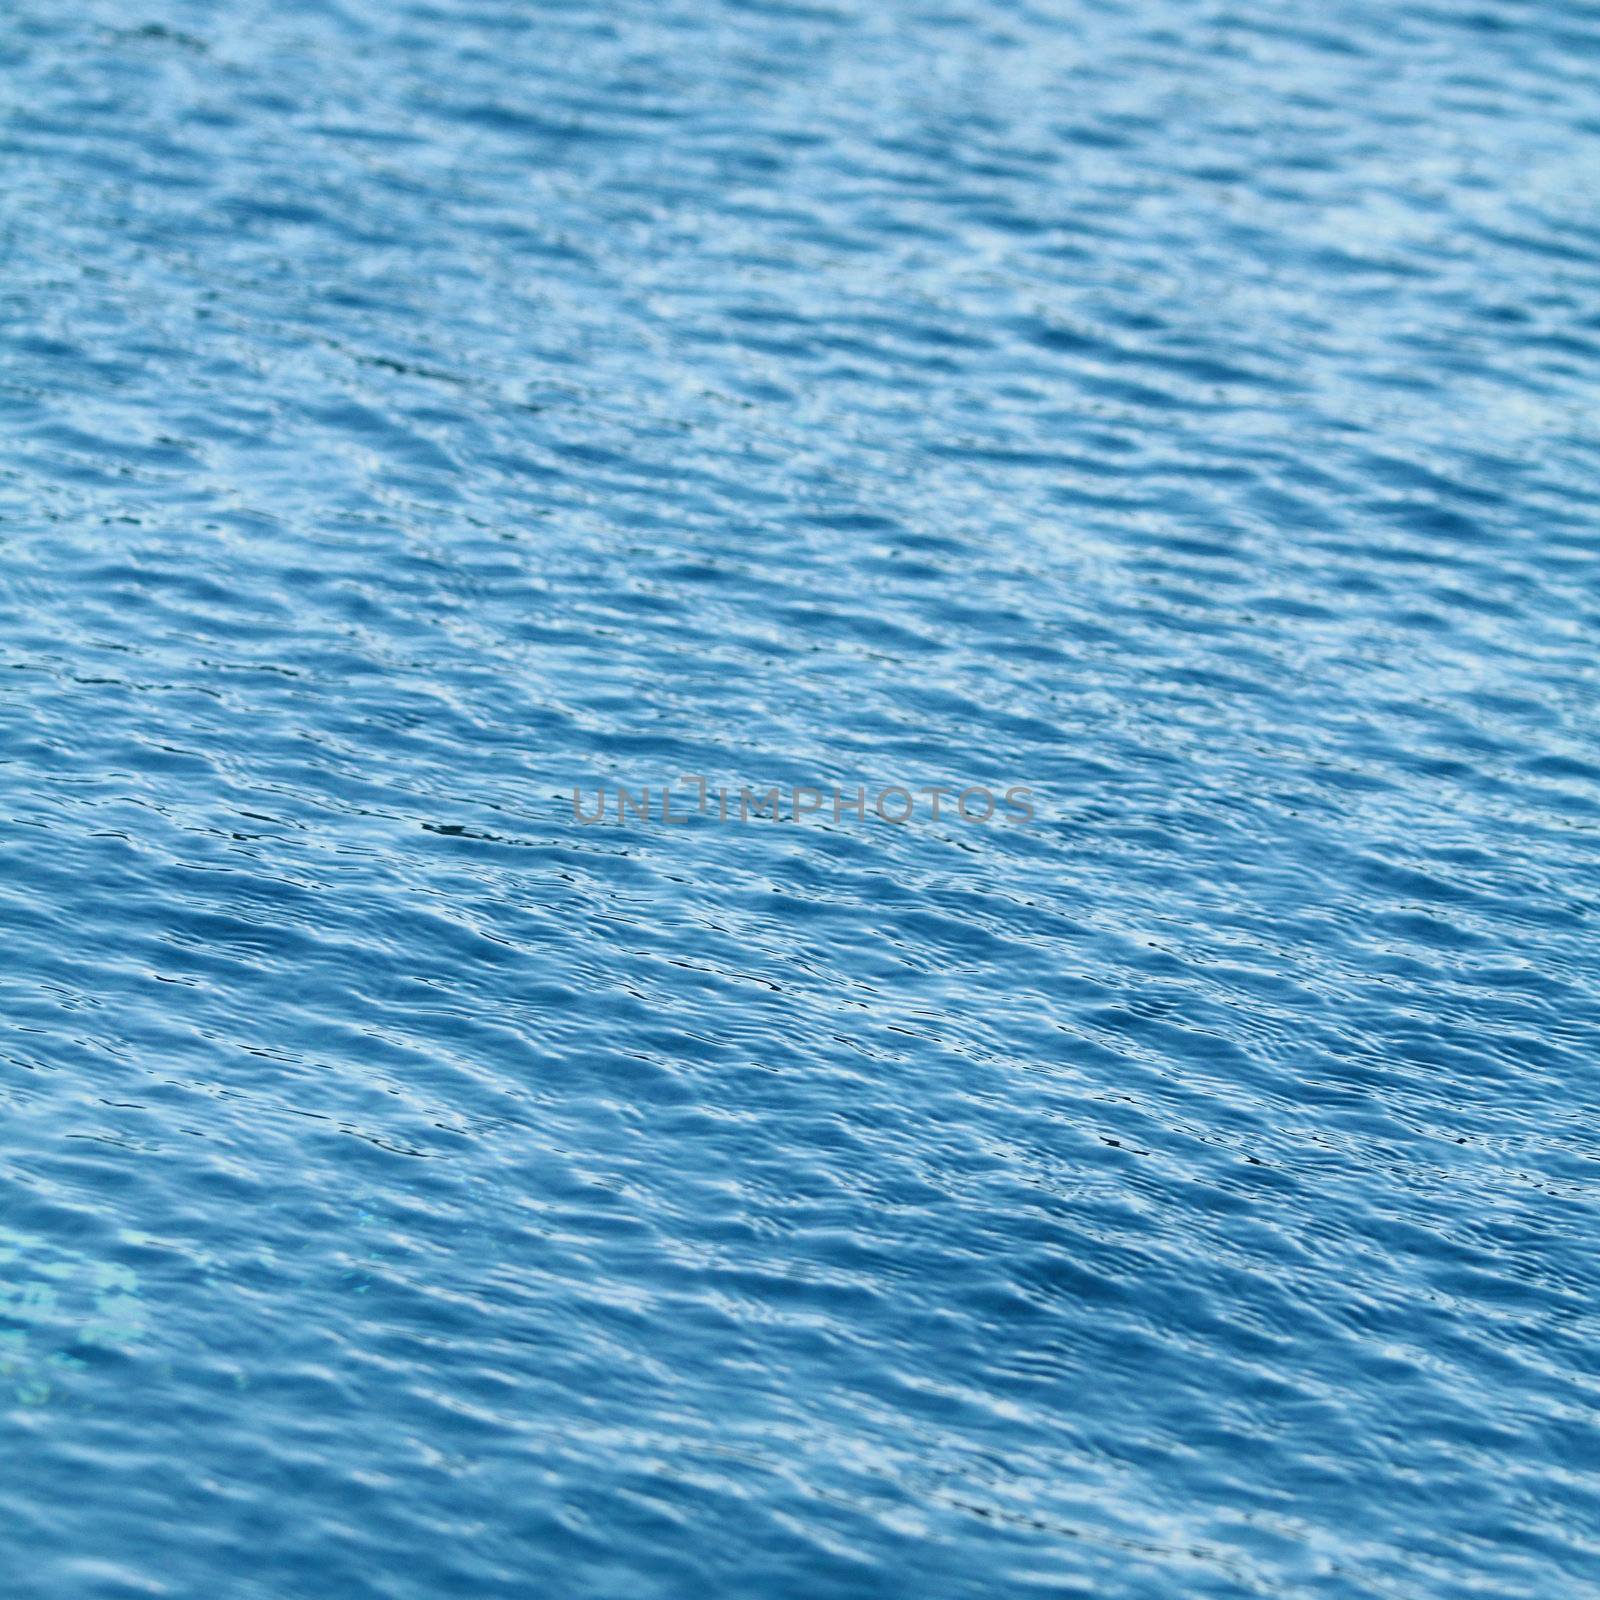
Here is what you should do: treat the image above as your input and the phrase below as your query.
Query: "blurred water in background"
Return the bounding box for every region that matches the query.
[2,0,1599,1595]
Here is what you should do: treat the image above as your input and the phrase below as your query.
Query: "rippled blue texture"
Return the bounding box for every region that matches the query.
[3,0,1600,1594]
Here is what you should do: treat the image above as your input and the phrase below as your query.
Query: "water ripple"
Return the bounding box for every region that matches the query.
[2,0,1599,1595]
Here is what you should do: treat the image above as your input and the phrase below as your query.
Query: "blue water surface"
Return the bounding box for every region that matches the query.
[3,0,1599,1595]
